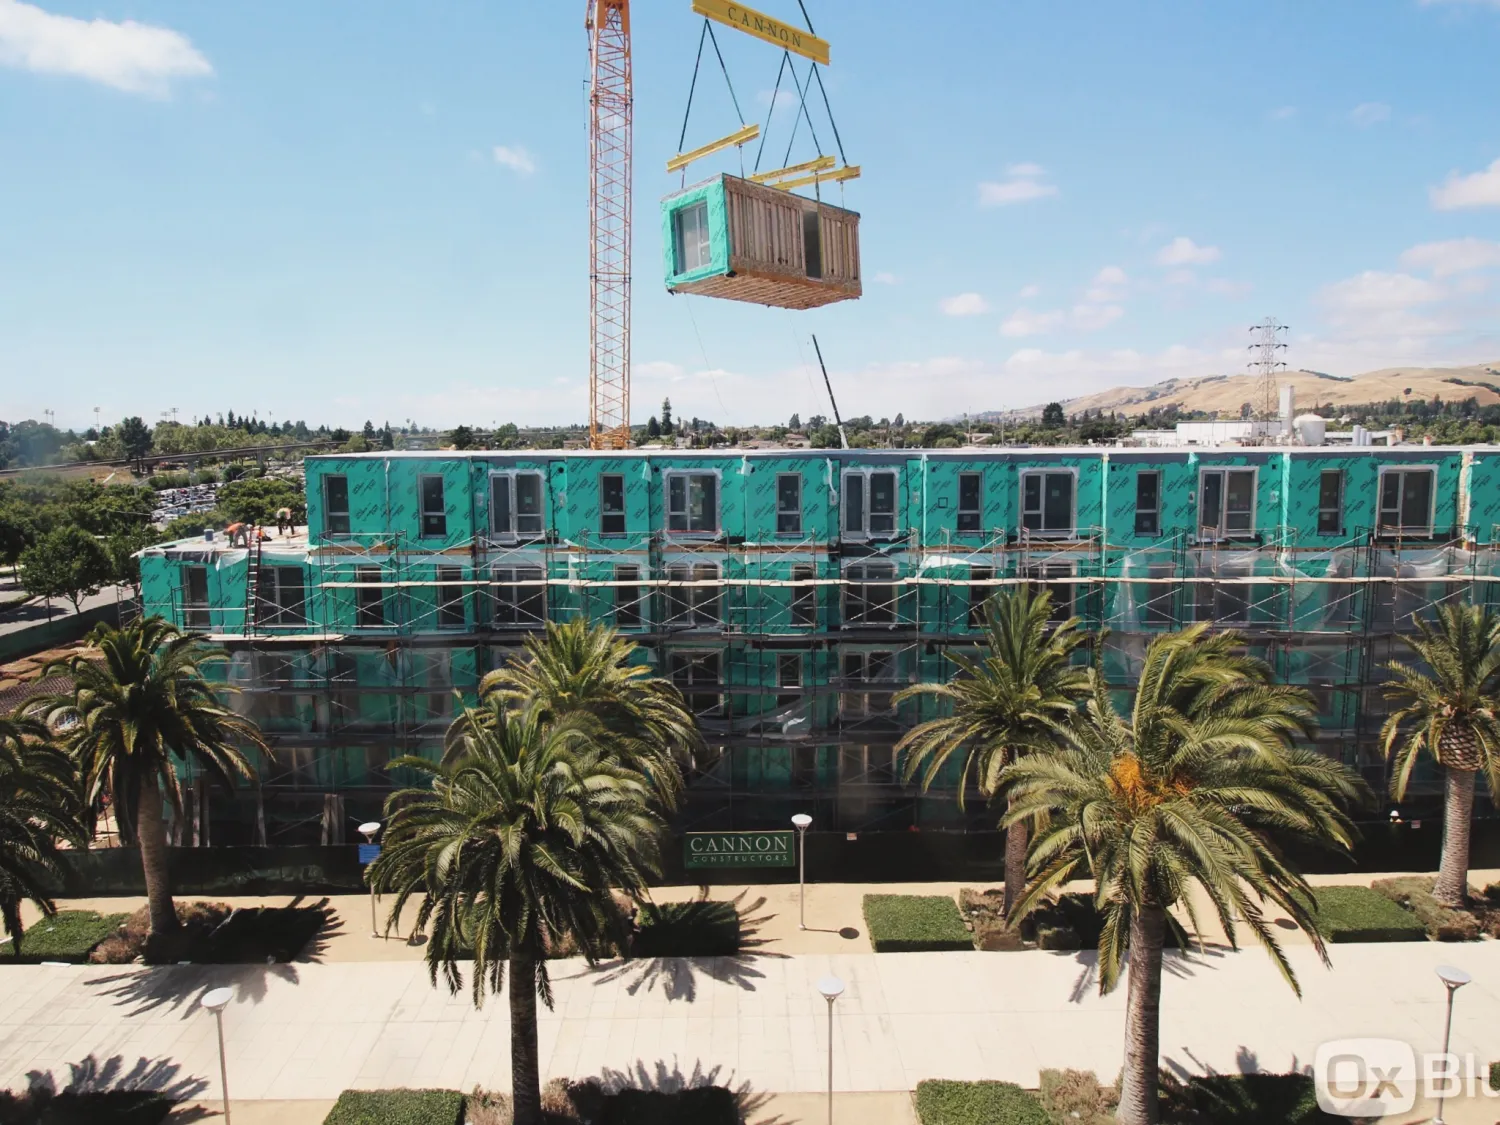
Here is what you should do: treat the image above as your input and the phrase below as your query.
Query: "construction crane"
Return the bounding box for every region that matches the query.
[586,0,633,450]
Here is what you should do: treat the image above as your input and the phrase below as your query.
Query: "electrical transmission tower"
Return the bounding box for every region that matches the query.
[1248,317,1289,424]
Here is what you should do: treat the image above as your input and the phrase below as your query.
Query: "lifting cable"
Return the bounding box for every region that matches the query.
[675,19,748,170]
[794,0,848,166]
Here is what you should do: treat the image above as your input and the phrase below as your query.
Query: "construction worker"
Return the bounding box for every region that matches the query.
[225,521,248,548]
[275,506,294,536]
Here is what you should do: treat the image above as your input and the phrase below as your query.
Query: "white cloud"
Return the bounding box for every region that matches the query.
[1349,101,1391,127]
[1163,268,1197,287]
[493,145,536,175]
[756,87,798,111]
[1430,158,1500,210]
[1000,308,1066,337]
[978,163,1057,207]
[1400,238,1500,277]
[1084,266,1129,302]
[873,271,899,285]
[940,292,989,317]
[1069,304,1124,331]
[1320,270,1445,313]
[1155,237,1221,266]
[0,0,211,95]
[1268,105,1298,121]
[1017,283,1041,299]
[1206,277,1253,298]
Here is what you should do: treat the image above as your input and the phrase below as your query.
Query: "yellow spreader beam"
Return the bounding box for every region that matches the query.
[772,164,861,192]
[749,154,835,184]
[666,123,762,173]
[691,0,831,66]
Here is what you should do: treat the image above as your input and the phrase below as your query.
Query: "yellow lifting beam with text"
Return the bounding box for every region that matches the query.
[691,0,831,66]
[749,155,835,184]
[666,123,762,173]
[771,164,861,192]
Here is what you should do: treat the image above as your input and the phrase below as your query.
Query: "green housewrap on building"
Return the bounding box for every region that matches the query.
[137,446,1500,849]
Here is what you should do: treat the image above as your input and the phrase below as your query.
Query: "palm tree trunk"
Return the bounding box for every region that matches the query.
[1003,800,1028,917]
[509,953,543,1125]
[135,773,179,937]
[1117,905,1167,1125]
[1434,767,1476,908]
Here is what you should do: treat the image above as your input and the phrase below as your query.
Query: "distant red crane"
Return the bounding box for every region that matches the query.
[586,0,632,449]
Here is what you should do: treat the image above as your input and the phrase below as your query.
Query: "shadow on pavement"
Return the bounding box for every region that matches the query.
[5,1053,211,1123]
[581,1058,787,1125]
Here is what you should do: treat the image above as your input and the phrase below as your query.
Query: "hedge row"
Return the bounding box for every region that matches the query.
[322,1085,739,1125]
[1310,886,1426,943]
[863,895,974,953]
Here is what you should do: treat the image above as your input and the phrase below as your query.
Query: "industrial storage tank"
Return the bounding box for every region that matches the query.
[662,173,861,310]
[1294,414,1327,446]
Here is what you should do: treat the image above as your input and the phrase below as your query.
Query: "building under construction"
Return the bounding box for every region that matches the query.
[137,446,1500,846]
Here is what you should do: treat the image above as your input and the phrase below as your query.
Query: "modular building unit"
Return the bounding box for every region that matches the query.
[662,173,861,309]
[138,447,1500,849]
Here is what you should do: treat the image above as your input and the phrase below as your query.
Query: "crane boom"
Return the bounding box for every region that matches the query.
[587,0,632,450]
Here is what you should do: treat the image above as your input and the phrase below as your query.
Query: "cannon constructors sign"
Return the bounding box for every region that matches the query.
[684,830,795,870]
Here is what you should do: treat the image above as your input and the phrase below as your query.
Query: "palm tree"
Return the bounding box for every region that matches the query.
[0,715,86,954]
[1380,602,1500,907]
[449,618,702,808]
[37,617,266,944]
[894,586,1090,914]
[369,705,663,1125]
[1001,626,1365,1125]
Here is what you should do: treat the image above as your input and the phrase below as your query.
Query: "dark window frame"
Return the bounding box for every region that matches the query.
[323,474,351,537]
[776,473,803,536]
[355,565,385,628]
[1376,466,1436,537]
[665,472,719,535]
[673,201,711,275]
[182,566,210,630]
[1134,471,1160,537]
[419,474,447,539]
[957,472,983,534]
[614,564,642,628]
[436,565,466,630]
[490,564,546,627]
[1019,469,1077,537]
[1317,469,1344,536]
[600,473,626,536]
[1197,467,1257,540]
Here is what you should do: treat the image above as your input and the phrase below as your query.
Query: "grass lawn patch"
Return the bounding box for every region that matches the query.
[1160,1072,1343,1123]
[630,900,740,958]
[1311,886,1427,943]
[321,1089,463,1125]
[914,1079,1048,1124]
[1371,876,1483,941]
[0,912,127,964]
[91,902,330,965]
[0,1088,175,1125]
[863,895,973,953]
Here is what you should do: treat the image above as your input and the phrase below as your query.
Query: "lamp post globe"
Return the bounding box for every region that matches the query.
[201,988,234,1124]
[1433,965,1472,1125]
[792,814,812,930]
[817,975,844,1125]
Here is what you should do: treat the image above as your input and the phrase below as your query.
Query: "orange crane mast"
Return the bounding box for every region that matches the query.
[586,0,632,450]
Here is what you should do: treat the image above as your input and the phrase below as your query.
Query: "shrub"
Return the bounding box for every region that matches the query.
[0,1088,175,1124]
[1310,886,1426,943]
[1038,1069,1118,1124]
[631,900,740,958]
[0,911,127,964]
[1491,1061,1500,1093]
[465,1080,574,1124]
[863,895,974,953]
[90,902,329,965]
[1158,1072,1336,1123]
[914,1079,1049,1124]
[321,1089,463,1125]
[1371,876,1482,942]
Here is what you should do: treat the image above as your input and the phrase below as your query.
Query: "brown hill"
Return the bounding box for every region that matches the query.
[1012,361,1500,419]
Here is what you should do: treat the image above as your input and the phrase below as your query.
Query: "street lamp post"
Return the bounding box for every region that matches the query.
[792,814,812,930]
[358,821,382,938]
[816,975,844,1125]
[201,987,234,1125]
[1434,964,1471,1125]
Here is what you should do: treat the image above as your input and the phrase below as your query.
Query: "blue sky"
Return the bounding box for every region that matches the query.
[2,0,1499,429]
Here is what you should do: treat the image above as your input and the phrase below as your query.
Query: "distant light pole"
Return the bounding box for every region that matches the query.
[201,987,234,1125]
[817,974,844,1125]
[1434,965,1471,1125]
[791,814,812,930]
[358,821,382,938]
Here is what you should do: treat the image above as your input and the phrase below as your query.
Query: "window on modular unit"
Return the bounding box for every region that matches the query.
[844,560,897,626]
[613,564,642,628]
[666,472,718,534]
[968,565,993,628]
[420,475,447,538]
[491,565,545,627]
[1134,471,1160,537]
[674,201,711,274]
[323,474,350,536]
[1025,563,1074,622]
[777,652,803,707]
[790,563,817,626]
[1317,470,1344,536]
[840,743,897,785]
[1198,468,1256,539]
[1377,468,1434,536]
[802,209,823,280]
[1195,565,1250,625]
[355,566,385,628]
[182,566,210,630]
[666,562,720,625]
[669,650,722,717]
[491,472,544,538]
[260,566,306,626]
[841,650,896,718]
[957,472,983,533]
[1020,470,1075,537]
[776,473,802,535]
[600,473,626,536]
[843,470,897,536]
[436,565,466,629]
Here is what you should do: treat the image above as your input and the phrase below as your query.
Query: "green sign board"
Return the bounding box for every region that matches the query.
[684,830,795,869]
